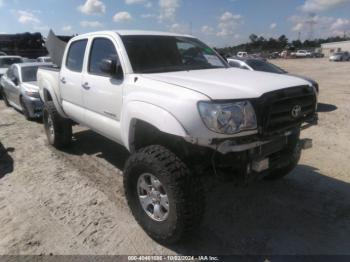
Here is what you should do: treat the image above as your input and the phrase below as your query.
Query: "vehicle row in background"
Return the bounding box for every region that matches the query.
[234,50,326,60]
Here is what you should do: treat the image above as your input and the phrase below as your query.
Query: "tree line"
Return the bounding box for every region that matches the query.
[216,34,350,57]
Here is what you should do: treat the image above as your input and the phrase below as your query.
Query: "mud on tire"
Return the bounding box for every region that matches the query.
[123,145,205,244]
[43,101,72,149]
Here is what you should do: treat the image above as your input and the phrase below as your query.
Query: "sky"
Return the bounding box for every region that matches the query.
[0,0,349,47]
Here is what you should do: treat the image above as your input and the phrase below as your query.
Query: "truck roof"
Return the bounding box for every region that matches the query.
[74,30,194,39]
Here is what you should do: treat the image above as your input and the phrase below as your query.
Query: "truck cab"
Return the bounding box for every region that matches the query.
[38,30,318,244]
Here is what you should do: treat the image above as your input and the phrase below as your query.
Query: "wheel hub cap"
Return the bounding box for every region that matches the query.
[137,173,169,222]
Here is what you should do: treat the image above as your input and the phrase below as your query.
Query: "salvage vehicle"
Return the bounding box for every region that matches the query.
[329,51,350,62]
[237,51,248,58]
[291,50,312,58]
[37,56,52,63]
[0,56,23,98]
[227,57,319,93]
[1,62,52,119]
[38,30,318,244]
[0,56,23,81]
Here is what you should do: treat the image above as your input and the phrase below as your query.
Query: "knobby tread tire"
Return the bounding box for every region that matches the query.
[124,145,205,244]
[43,101,72,149]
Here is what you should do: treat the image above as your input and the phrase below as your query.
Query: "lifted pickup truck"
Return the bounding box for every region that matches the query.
[38,30,318,244]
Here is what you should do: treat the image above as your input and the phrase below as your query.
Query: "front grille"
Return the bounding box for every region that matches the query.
[254,86,316,137]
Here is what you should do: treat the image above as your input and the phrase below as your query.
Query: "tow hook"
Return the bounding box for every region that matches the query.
[299,138,313,150]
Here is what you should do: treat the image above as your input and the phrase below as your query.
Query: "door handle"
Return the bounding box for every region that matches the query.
[60,77,66,84]
[82,82,90,90]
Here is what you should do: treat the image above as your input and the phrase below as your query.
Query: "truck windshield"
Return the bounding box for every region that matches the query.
[21,66,39,82]
[121,35,228,73]
[0,58,22,68]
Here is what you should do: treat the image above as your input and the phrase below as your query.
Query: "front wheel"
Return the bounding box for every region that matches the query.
[43,101,72,149]
[124,145,205,244]
[20,97,31,120]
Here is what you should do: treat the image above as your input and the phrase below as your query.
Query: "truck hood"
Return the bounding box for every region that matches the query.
[22,82,39,92]
[143,68,311,100]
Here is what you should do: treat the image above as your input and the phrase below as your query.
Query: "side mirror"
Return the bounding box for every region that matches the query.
[100,59,123,80]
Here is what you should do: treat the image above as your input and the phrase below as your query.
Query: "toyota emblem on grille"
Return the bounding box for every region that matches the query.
[291,105,302,118]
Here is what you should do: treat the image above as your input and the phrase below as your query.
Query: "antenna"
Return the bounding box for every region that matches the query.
[305,13,317,40]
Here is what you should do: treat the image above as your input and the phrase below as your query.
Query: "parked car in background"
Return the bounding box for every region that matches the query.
[329,51,350,61]
[0,51,7,56]
[268,52,280,59]
[0,56,23,79]
[292,50,312,58]
[237,51,248,58]
[0,56,23,98]
[0,62,52,120]
[311,51,325,58]
[38,30,317,244]
[22,57,37,63]
[227,57,319,93]
[37,56,52,63]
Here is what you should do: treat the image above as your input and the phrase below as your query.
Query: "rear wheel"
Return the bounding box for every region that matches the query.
[124,145,205,244]
[43,101,72,149]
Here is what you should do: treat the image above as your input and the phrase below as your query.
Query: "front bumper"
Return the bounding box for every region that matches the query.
[215,114,317,155]
[22,95,43,118]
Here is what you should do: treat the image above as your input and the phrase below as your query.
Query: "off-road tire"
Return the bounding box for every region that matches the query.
[20,97,31,120]
[124,145,205,244]
[1,89,10,107]
[264,134,302,180]
[43,101,72,149]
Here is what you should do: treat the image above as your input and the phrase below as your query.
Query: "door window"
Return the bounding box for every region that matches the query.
[66,39,88,72]
[88,38,118,76]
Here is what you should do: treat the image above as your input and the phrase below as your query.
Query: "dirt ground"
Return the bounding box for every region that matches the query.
[0,58,349,255]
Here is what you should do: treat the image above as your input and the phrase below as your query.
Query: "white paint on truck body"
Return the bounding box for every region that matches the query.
[38,30,313,152]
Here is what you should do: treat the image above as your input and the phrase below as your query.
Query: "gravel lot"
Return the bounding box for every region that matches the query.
[0,58,349,255]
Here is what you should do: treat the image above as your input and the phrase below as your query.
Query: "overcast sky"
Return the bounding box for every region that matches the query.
[0,0,349,47]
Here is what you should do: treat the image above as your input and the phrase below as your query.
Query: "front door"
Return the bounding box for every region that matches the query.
[82,36,124,142]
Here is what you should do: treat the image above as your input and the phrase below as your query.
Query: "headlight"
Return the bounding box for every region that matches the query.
[25,90,40,98]
[198,101,257,134]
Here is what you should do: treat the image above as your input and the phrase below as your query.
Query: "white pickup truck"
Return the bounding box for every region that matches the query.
[293,50,312,58]
[38,30,318,244]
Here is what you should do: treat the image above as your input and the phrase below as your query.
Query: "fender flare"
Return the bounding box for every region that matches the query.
[39,79,68,118]
[121,101,188,152]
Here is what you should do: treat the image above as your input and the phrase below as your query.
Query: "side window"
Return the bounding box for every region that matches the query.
[88,38,118,76]
[66,39,88,72]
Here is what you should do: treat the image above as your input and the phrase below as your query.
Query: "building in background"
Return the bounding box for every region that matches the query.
[321,40,350,57]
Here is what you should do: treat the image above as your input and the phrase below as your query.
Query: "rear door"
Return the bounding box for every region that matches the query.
[60,39,88,124]
[82,36,124,142]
